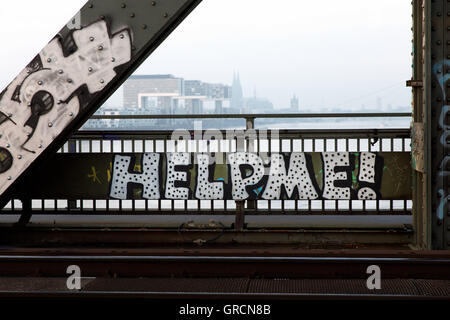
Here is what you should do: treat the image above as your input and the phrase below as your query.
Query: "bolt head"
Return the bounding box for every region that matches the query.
[48,122,53,127]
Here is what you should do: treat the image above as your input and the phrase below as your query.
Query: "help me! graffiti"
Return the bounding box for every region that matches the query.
[108,151,383,200]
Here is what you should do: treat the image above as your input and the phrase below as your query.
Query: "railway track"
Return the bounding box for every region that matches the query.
[0,248,449,299]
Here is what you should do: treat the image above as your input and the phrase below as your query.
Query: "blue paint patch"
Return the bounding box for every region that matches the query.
[253,186,263,196]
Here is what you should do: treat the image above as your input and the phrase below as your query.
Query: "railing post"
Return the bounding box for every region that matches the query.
[14,198,32,228]
[67,139,78,211]
[246,117,256,213]
[234,116,256,231]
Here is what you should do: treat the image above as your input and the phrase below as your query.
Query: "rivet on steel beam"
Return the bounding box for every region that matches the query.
[38,81,43,85]
[437,40,442,45]
[47,58,52,63]
[69,112,74,117]
[152,1,156,6]
[88,4,93,8]
[58,69,64,74]
[163,13,169,18]
[111,57,116,62]
[88,67,93,72]
[7,113,12,118]
[121,3,126,8]
[38,144,43,148]
[7,176,11,180]
[100,79,105,84]
[99,15,105,20]
[26,70,31,74]
[130,13,135,18]
[17,155,22,159]
[89,37,95,42]
[67,79,73,83]
[6,144,10,148]
[48,122,53,127]
[27,102,32,106]
[98,45,103,51]
[120,34,124,39]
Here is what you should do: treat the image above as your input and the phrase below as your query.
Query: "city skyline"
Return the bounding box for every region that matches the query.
[103,72,410,112]
[0,0,412,112]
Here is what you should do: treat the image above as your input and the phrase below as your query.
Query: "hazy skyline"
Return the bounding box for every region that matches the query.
[0,0,412,110]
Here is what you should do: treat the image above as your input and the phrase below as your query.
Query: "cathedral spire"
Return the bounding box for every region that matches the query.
[231,71,243,111]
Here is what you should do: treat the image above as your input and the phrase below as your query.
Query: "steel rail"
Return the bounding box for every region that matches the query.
[2,255,449,263]
[73,128,411,137]
[89,112,412,120]
[0,254,449,279]
[0,291,446,300]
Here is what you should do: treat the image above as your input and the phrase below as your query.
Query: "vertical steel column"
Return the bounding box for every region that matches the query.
[428,0,450,249]
[411,0,431,248]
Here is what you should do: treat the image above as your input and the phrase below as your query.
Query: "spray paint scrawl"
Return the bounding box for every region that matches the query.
[109,152,383,200]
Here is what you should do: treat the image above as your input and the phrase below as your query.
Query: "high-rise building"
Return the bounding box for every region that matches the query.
[123,75,183,109]
[290,94,299,111]
[122,74,231,115]
[231,72,243,111]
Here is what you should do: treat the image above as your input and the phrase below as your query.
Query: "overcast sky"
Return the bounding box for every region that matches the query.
[0,0,412,110]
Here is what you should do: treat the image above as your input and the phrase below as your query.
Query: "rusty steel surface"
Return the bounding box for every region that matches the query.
[0,0,202,208]
[0,227,413,247]
[429,0,450,249]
